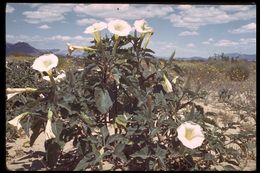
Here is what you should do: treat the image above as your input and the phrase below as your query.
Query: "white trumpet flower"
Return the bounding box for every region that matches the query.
[134,19,153,34]
[31,54,58,73]
[6,87,37,100]
[161,74,173,93]
[84,22,107,34]
[45,119,56,140]
[108,19,131,37]
[8,112,29,131]
[67,43,96,55]
[84,22,107,44]
[177,121,205,149]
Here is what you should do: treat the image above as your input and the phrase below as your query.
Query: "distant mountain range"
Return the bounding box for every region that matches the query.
[6,42,43,56]
[222,53,256,61]
[176,56,206,61]
[6,42,256,61]
[6,42,85,57]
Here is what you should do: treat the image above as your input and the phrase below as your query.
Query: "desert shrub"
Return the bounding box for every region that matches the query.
[218,88,232,102]
[226,63,250,81]
[6,20,255,171]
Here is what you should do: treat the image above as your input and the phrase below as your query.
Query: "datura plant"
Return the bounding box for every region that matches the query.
[6,19,255,171]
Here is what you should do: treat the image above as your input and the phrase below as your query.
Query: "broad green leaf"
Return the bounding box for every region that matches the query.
[20,115,31,137]
[52,119,66,148]
[73,156,91,171]
[168,51,175,65]
[111,67,122,84]
[154,144,167,158]
[115,114,127,128]
[30,118,44,147]
[113,143,127,162]
[106,134,125,144]
[101,125,109,145]
[94,87,113,114]
[149,128,159,138]
[79,111,94,126]
[130,146,150,159]
[144,48,155,54]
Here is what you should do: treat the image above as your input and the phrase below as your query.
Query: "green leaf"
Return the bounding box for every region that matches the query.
[203,153,215,161]
[94,87,113,114]
[130,146,150,159]
[168,51,176,65]
[106,134,124,144]
[111,67,122,84]
[144,48,155,54]
[74,156,91,171]
[154,144,167,158]
[52,120,66,148]
[115,114,127,128]
[113,143,127,162]
[20,115,31,137]
[30,118,44,147]
[149,128,159,138]
[79,111,94,126]
[203,117,218,127]
[114,143,125,154]
[101,125,109,145]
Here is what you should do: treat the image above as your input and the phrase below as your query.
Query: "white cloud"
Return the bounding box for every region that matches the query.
[219,5,252,12]
[165,5,256,30]
[49,35,92,42]
[149,40,207,57]
[214,39,239,47]
[177,5,192,10]
[208,38,214,42]
[202,41,210,45]
[6,34,14,39]
[76,18,101,26]
[229,23,256,34]
[28,4,41,8]
[6,34,44,43]
[23,4,75,24]
[73,4,173,20]
[38,24,50,29]
[239,38,256,45]
[202,38,214,45]
[178,31,199,36]
[187,43,195,48]
[6,4,15,13]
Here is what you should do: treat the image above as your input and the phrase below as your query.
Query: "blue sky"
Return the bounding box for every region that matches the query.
[6,3,256,58]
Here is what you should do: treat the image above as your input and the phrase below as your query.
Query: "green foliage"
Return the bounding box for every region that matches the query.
[6,30,255,171]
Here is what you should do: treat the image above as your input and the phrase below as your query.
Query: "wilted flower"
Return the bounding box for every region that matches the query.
[43,72,66,83]
[8,112,29,131]
[45,119,56,140]
[161,74,173,93]
[67,43,96,55]
[134,19,153,33]
[172,76,179,84]
[177,121,205,149]
[31,54,58,73]
[6,87,37,100]
[108,19,132,37]
[84,22,107,44]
